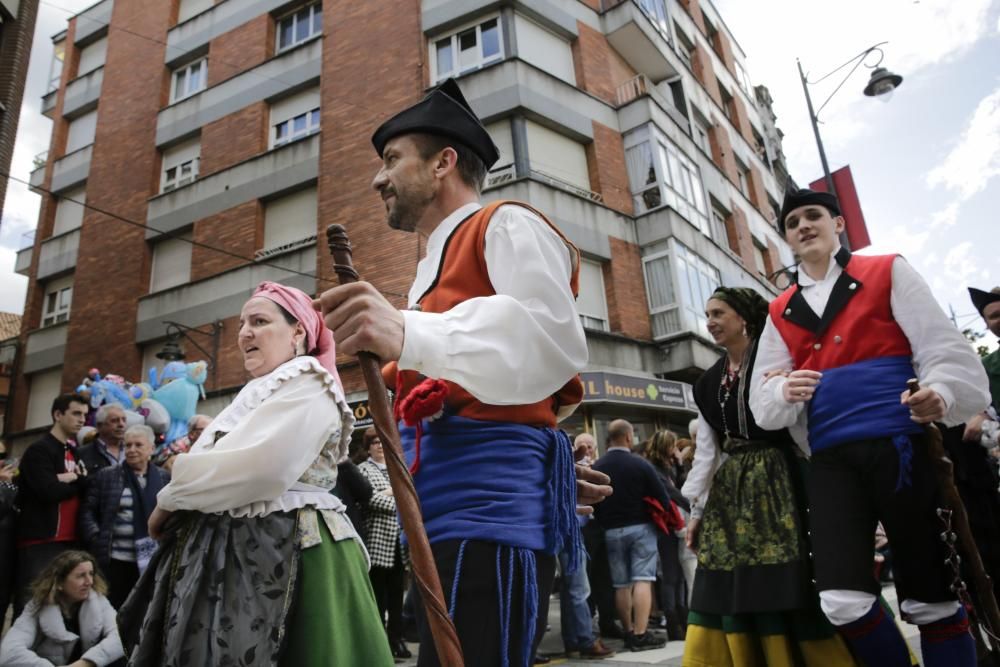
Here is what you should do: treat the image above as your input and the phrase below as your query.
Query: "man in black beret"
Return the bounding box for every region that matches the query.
[968,286,1000,420]
[316,78,612,665]
[750,187,990,666]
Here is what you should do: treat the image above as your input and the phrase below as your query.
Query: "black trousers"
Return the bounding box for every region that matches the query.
[582,522,616,631]
[369,558,406,644]
[656,532,683,614]
[107,559,140,610]
[412,539,556,667]
[14,541,78,617]
[809,436,954,603]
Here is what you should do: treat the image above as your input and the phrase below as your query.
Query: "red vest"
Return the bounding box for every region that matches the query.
[384,200,584,428]
[770,253,911,371]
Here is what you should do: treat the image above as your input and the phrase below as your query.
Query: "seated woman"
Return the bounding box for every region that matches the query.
[80,424,169,609]
[119,281,393,666]
[0,550,124,667]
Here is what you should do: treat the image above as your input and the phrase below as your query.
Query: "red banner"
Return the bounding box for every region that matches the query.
[810,166,871,251]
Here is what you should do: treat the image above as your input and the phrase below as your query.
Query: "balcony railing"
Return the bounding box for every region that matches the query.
[18,231,36,251]
[531,169,604,204]
[32,151,48,170]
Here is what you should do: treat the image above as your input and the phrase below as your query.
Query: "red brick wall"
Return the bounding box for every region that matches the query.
[577,0,601,11]
[711,28,736,76]
[708,123,739,184]
[604,238,651,340]
[190,200,262,281]
[198,102,267,176]
[317,0,423,397]
[211,314,249,391]
[691,43,721,105]
[207,14,273,86]
[678,0,707,34]
[764,239,782,282]
[730,94,755,146]
[571,21,636,106]
[60,0,175,396]
[726,202,756,268]
[585,121,633,215]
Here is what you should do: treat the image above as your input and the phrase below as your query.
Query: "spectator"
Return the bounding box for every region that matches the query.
[14,393,88,616]
[644,430,690,640]
[577,433,619,641]
[0,443,17,623]
[80,425,169,608]
[592,419,674,651]
[332,457,373,544]
[76,406,127,477]
[351,427,378,465]
[358,428,411,660]
[560,433,615,659]
[153,414,210,471]
[0,550,123,666]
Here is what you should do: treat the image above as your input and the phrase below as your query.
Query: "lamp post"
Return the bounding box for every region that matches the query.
[797,42,903,248]
[156,320,223,387]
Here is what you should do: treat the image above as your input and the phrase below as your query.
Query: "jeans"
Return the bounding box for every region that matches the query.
[605,523,658,588]
[559,549,594,650]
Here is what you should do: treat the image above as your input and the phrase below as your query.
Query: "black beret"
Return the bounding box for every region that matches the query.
[778,188,841,234]
[371,78,500,169]
[969,287,1000,317]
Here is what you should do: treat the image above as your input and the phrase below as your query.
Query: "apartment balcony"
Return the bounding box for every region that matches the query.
[23,323,68,374]
[73,0,113,45]
[41,89,57,119]
[135,244,317,343]
[146,132,319,237]
[615,74,689,133]
[62,66,103,119]
[157,37,321,146]
[50,144,92,193]
[601,0,682,84]
[165,0,290,66]
[36,229,80,281]
[28,151,46,194]
[14,231,34,276]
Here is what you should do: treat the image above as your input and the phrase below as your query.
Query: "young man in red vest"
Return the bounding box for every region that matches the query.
[316,79,611,666]
[749,188,990,666]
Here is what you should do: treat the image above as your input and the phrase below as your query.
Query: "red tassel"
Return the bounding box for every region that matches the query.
[397,378,449,476]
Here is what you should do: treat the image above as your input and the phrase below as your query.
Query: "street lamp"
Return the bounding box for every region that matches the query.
[797,42,904,248]
[156,320,224,385]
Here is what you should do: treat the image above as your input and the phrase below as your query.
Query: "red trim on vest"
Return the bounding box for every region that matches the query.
[770,254,911,371]
[384,201,583,428]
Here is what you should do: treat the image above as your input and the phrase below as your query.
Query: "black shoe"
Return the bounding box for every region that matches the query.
[600,624,625,640]
[392,640,412,659]
[627,631,666,652]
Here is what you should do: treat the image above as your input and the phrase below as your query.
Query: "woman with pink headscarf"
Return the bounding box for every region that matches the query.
[119,282,393,666]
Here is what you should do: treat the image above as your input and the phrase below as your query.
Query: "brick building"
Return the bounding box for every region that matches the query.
[9,0,795,450]
[0,0,40,224]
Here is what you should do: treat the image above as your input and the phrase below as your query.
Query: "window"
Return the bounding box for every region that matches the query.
[270,87,320,148]
[752,126,767,161]
[638,0,669,35]
[53,185,86,235]
[160,137,200,193]
[431,16,502,82]
[262,186,317,256]
[577,260,609,331]
[624,125,708,230]
[674,242,720,336]
[150,232,192,292]
[47,39,65,92]
[484,119,516,189]
[172,59,207,102]
[177,0,213,23]
[26,368,64,429]
[674,23,694,69]
[525,120,591,194]
[753,242,767,276]
[277,2,322,52]
[643,242,720,340]
[42,275,73,327]
[643,252,679,339]
[719,85,734,123]
[736,61,753,95]
[692,109,711,155]
[514,14,575,85]
[76,36,107,77]
[735,156,750,196]
[65,109,97,154]
[710,207,728,248]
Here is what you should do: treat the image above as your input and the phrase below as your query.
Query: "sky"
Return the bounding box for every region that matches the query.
[1,0,998,348]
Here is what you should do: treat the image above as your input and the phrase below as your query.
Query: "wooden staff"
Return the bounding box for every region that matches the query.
[908,379,1000,656]
[327,224,464,666]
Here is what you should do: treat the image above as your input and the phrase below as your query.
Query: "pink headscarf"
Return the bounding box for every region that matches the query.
[251,281,340,387]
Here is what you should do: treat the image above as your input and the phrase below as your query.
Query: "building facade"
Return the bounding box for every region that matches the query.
[9,0,795,451]
[0,0,40,224]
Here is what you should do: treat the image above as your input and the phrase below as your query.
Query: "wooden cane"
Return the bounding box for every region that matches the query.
[908,379,1000,656]
[327,224,464,666]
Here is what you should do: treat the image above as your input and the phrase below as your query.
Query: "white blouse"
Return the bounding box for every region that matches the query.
[156,356,355,518]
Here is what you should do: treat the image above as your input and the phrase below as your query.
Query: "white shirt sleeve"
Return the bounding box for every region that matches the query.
[397,204,588,405]
[890,257,991,425]
[680,414,720,519]
[749,316,804,430]
[156,371,341,513]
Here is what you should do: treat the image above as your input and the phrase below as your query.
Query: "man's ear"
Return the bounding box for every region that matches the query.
[434,146,459,180]
[833,215,846,234]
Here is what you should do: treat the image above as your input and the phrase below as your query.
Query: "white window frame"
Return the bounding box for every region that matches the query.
[637,0,669,36]
[430,15,504,83]
[274,107,320,147]
[642,241,720,341]
[42,281,72,327]
[162,157,200,193]
[735,157,750,197]
[753,242,767,276]
[577,259,610,332]
[624,125,709,232]
[276,2,323,52]
[171,58,207,103]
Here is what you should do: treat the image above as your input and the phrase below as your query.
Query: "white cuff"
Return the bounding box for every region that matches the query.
[927,382,958,425]
[399,310,448,376]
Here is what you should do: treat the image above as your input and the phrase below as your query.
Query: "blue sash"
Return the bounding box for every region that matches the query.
[808,355,923,488]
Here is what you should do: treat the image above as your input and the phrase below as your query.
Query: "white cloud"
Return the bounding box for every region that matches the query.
[0,246,27,314]
[943,241,980,284]
[926,86,1000,199]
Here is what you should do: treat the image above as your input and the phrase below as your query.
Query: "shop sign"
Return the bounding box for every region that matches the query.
[348,399,374,429]
[580,371,693,411]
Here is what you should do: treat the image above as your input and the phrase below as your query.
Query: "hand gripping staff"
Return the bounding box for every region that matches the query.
[907,378,1000,657]
[327,224,464,666]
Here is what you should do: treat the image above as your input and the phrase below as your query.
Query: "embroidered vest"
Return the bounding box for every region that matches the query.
[770,253,911,371]
[384,200,584,428]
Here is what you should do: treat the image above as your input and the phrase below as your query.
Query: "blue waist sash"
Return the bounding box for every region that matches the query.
[808,355,923,488]
[399,414,582,565]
